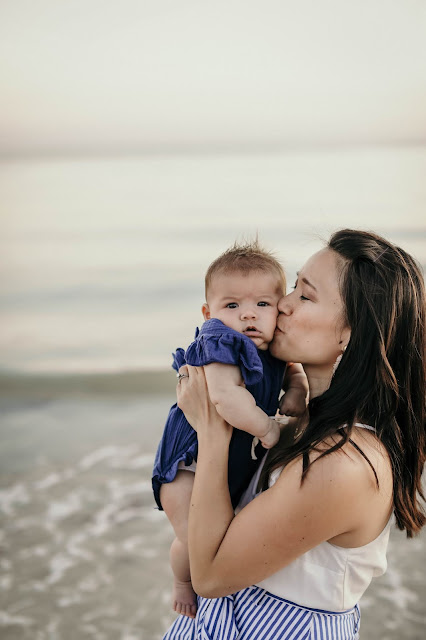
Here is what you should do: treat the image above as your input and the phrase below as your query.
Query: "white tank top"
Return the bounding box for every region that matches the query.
[238,424,392,612]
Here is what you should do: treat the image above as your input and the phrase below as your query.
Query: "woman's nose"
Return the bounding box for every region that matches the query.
[278,294,292,315]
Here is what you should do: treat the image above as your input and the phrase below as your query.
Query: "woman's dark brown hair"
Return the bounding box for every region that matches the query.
[261,229,425,537]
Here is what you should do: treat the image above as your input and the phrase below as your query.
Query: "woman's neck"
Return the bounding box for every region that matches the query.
[304,366,333,400]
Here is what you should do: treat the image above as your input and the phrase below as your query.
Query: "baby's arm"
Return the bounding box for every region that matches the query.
[279,362,309,417]
[204,362,280,449]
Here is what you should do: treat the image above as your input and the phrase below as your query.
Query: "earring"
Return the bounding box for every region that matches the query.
[332,345,346,376]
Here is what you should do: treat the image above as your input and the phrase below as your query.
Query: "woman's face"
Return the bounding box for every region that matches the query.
[270,249,350,375]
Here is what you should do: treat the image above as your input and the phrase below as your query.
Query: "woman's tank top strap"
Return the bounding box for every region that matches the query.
[343,422,376,432]
[163,587,361,640]
[353,422,376,432]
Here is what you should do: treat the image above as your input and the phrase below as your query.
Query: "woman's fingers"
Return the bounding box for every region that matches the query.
[177,365,205,403]
[176,366,189,386]
[177,364,204,387]
[176,364,233,442]
[176,365,211,429]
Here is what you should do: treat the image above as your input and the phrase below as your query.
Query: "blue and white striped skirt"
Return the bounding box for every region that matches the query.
[163,586,361,640]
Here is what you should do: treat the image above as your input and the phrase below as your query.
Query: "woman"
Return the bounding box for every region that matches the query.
[163,229,425,640]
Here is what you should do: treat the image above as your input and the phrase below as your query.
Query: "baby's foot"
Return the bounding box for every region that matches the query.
[260,418,281,449]
[173,578,197,619]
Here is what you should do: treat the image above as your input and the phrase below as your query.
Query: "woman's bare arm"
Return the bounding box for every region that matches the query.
[177,365,391,599]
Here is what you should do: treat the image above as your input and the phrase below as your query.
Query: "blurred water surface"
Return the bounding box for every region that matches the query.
[0,385,425,640]
[1,148,425,373]
[0,149,425,639]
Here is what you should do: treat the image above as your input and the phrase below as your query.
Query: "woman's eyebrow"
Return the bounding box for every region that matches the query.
[296,272,318,292]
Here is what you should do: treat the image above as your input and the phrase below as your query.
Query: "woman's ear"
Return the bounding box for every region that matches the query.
[340,325,351,350]
[202,303,210,320]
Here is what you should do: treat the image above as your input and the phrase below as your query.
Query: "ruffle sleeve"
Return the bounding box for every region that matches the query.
[171,347,186,373]
[185,319,263,386]
[152,402,198,510]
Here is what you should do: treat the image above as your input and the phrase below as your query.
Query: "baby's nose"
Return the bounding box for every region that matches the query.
[241,307,256,319]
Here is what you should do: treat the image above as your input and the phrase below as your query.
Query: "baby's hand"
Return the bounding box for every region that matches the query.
[259,418,281,449]
[279,387,307,417]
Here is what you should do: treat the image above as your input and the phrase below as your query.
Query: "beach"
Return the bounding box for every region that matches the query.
[1,148,425,638]
[0,373,176,639]
[0,372,425,640]
[2,0,426,631]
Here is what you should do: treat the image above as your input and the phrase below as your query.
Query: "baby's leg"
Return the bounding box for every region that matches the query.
[160,470,197,619]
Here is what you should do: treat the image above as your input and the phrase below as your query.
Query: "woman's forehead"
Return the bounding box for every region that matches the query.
[299,249,341,295]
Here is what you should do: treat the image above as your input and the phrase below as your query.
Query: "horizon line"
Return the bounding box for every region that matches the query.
[1,140,426,162]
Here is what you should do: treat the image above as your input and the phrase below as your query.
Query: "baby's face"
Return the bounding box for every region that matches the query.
[202,271,283,350]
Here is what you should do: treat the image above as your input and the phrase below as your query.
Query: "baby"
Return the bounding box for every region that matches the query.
[152,239,308,619]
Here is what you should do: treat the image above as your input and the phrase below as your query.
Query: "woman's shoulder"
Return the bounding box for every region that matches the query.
[269,429,393,534]
[315,428,390,480]
[270,426,390,499]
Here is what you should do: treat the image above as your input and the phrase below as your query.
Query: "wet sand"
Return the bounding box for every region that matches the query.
[0,373,425,639]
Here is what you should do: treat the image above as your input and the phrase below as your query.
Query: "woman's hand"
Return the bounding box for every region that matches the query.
[178,366,235,596]
[176,365,232,444]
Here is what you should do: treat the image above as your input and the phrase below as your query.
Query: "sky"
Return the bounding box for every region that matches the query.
[1,0,426,155]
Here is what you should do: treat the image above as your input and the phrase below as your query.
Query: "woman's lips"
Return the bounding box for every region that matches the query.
[274,326,284,334]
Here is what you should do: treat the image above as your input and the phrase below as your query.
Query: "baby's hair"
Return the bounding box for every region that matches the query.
[205,238,286,298]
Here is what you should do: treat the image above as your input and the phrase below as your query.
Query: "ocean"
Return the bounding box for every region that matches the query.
[0,148,425,638]
[1,147,425,374]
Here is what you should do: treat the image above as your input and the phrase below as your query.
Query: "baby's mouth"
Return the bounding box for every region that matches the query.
[244,326,260,335]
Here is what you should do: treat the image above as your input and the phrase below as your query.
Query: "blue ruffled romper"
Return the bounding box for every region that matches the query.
[152,318,286,510]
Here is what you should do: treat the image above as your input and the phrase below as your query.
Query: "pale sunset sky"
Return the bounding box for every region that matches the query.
[1,0,426,156]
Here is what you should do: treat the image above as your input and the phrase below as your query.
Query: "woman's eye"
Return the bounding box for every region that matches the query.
[226,303,238,309]
[257,301,269,307]
[292,282,309,301]
[293,278,310,301]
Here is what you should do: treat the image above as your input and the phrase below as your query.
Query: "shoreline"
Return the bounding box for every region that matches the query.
[0,369,176,398]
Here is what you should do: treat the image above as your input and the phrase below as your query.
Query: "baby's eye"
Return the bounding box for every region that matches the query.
[226,302,238,309]
[257,301,269,307]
